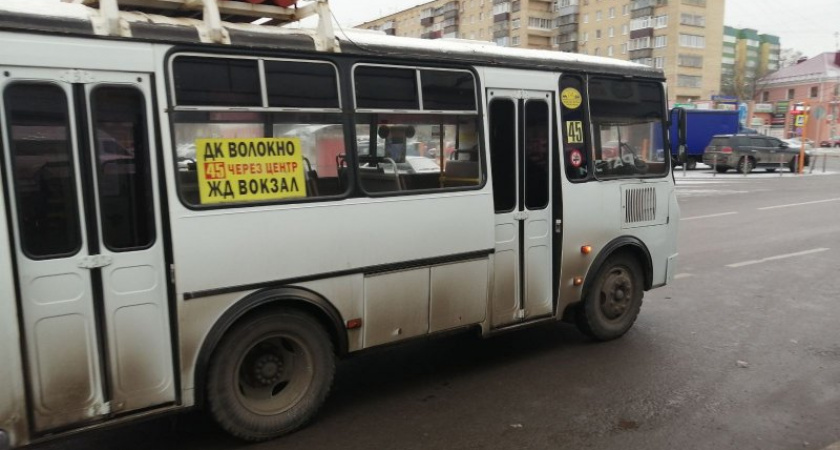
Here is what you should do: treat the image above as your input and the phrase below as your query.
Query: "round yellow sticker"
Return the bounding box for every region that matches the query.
[561,87,582,110]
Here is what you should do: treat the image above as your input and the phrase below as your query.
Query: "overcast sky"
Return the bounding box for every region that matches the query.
[25,0,840,57]
[327,0,839,58]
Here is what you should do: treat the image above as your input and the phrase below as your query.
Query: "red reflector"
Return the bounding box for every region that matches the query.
[346,318,362,329]
[721,146,732,153]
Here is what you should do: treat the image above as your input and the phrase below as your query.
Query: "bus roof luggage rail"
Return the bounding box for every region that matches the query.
[63,0,337,50]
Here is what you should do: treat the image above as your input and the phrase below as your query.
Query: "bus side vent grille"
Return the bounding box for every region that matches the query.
[625,187,656,223]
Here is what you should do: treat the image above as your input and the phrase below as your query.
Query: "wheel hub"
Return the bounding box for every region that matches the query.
[253,354,284,386]
[601,271,632,320]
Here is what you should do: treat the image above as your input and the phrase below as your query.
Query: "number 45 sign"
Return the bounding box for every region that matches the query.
[565,121,584,144]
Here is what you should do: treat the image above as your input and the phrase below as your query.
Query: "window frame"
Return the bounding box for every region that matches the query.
[351,63,485,196]
[169,52,343,113]
[89,84,157,252]
[585,76,671,181]
[3,81,83,260]
[167,52,348,210]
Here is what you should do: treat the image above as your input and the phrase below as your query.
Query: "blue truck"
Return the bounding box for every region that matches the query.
[670,108,740,169]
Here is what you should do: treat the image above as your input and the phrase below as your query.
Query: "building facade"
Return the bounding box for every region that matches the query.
[358,0,724,103]
[751,52,840,142]
[721,27,780,101]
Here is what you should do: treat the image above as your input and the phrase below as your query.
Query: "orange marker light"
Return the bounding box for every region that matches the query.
[346,318,363,329]
[581,245,592,255]
[573,277,583,286]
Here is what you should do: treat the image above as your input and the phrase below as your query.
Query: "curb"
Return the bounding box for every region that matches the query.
[822,442,840,450]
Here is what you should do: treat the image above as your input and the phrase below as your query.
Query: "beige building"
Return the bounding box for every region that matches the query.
[359,0,724,103]
[577,0,723,103]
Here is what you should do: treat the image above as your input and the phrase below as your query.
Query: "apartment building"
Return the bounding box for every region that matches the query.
[359,0,557,49]
[575,0,723,103]
[720,27,781,101]
[358,0,724,103]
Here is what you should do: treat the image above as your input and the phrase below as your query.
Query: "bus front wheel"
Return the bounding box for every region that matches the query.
[206,309,335,441]
[576,254,644,341]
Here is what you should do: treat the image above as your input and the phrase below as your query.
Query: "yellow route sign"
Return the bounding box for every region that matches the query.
[794,114,807,127]
[195,137,306,205]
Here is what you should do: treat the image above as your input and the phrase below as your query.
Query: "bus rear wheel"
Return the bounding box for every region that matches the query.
[207,309,335,441]
[575,254,643,341]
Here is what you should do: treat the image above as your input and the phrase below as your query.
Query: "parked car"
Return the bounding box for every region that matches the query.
[702,134,810,174]
[819,137,840,148]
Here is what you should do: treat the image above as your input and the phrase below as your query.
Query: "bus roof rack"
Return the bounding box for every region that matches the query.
[62,0,337,50]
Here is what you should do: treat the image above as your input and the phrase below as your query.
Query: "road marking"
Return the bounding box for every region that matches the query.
[673,273,693,280]
[681,211,738,221]
[726,248,830,268]
[757,197,840,210]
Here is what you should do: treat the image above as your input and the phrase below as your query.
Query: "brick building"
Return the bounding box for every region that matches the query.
[752,52,840,142]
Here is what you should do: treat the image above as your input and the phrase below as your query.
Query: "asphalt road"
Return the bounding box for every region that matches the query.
[35,155,840,450]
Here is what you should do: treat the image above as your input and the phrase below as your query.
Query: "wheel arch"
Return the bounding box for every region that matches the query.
[582,236,653,301]
[193,286,347,407]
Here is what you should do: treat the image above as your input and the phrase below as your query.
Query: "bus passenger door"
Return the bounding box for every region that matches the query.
[0,68,175,432]
[488,90,554,328]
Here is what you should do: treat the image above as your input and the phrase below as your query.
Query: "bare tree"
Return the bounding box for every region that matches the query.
[780,48,805,68]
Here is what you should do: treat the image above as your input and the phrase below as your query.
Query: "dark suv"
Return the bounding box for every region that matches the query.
[702,134,809,173]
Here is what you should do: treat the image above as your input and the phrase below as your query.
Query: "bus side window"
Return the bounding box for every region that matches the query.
[352,66,482,195]
[5,83,82,258]
[588,77,668,179]
[170,56,347,207]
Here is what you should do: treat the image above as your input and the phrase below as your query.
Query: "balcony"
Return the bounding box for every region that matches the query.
[494,29,510,39]
[443,9,458,20]
[444,24,459,34]
[420,16,434,26]
[556,23,578,34]
[631,0,666,9]
[556,4,579,16]
[630,28,653,39]
[558,41,578,52]
[494,12,510,22]
[631,7,654,18]
[629,48,653,59]
[556,32,578,43]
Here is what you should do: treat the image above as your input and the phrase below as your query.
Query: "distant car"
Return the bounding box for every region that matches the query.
[819,137,840,148]
[781,138,815,150]
[703,134,810,174]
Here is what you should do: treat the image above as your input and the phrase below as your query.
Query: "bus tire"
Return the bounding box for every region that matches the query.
[206,309,335,441]
[575,254,643,341]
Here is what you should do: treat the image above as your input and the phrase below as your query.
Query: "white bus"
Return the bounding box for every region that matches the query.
[0,0,679,447]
